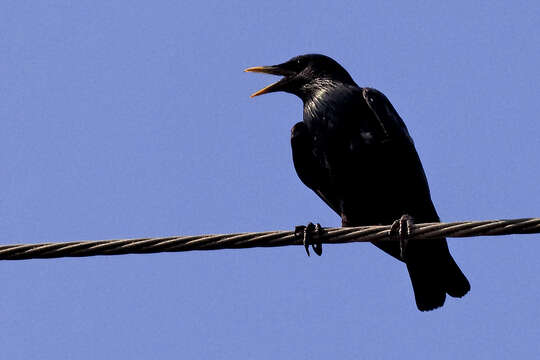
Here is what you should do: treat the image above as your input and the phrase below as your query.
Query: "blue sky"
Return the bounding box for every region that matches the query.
[1,1,539,359]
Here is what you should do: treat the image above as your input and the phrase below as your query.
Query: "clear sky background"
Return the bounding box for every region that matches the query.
[1,1,539,359]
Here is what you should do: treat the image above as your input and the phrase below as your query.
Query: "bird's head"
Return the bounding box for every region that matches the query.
[245,54,356,100]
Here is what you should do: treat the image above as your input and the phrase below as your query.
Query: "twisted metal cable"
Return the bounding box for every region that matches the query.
[1,218,538,261]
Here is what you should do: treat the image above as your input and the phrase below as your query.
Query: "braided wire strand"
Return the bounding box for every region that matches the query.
[0,218,538,261]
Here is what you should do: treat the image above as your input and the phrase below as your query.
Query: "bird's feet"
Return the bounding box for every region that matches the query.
[295,222,323,256]
[390,214,414,261]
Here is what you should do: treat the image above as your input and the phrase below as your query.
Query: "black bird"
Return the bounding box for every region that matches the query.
[245,54,470,311]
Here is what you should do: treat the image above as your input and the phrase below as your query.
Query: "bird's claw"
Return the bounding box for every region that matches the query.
[295,222,323,256]
[390,214,414,261]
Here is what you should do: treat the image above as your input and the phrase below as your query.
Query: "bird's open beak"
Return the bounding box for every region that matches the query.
[244,65,294,98]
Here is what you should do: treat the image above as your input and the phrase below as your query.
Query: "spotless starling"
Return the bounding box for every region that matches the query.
[245,54,470,311]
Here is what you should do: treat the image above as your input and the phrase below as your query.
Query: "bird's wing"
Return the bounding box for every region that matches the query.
[361,87,414,144]
[360,87,435,214]
[360,89,471,309]
[290,122,341,216]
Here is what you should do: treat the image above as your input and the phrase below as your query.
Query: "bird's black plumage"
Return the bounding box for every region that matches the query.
[246,54,470,311]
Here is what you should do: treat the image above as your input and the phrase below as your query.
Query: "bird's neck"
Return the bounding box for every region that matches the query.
[302,80,356,130]
[299,79,341,102]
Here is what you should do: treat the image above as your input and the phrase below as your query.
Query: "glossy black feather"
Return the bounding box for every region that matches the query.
[254,54,470,310]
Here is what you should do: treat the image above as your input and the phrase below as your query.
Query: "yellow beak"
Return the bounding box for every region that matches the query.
[244,65,292,98]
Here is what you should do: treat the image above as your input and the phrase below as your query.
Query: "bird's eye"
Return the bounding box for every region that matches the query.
[288,57,304,71]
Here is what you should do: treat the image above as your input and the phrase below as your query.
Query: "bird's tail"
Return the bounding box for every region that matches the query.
[443,255,470,298]
[406,239,470,311]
